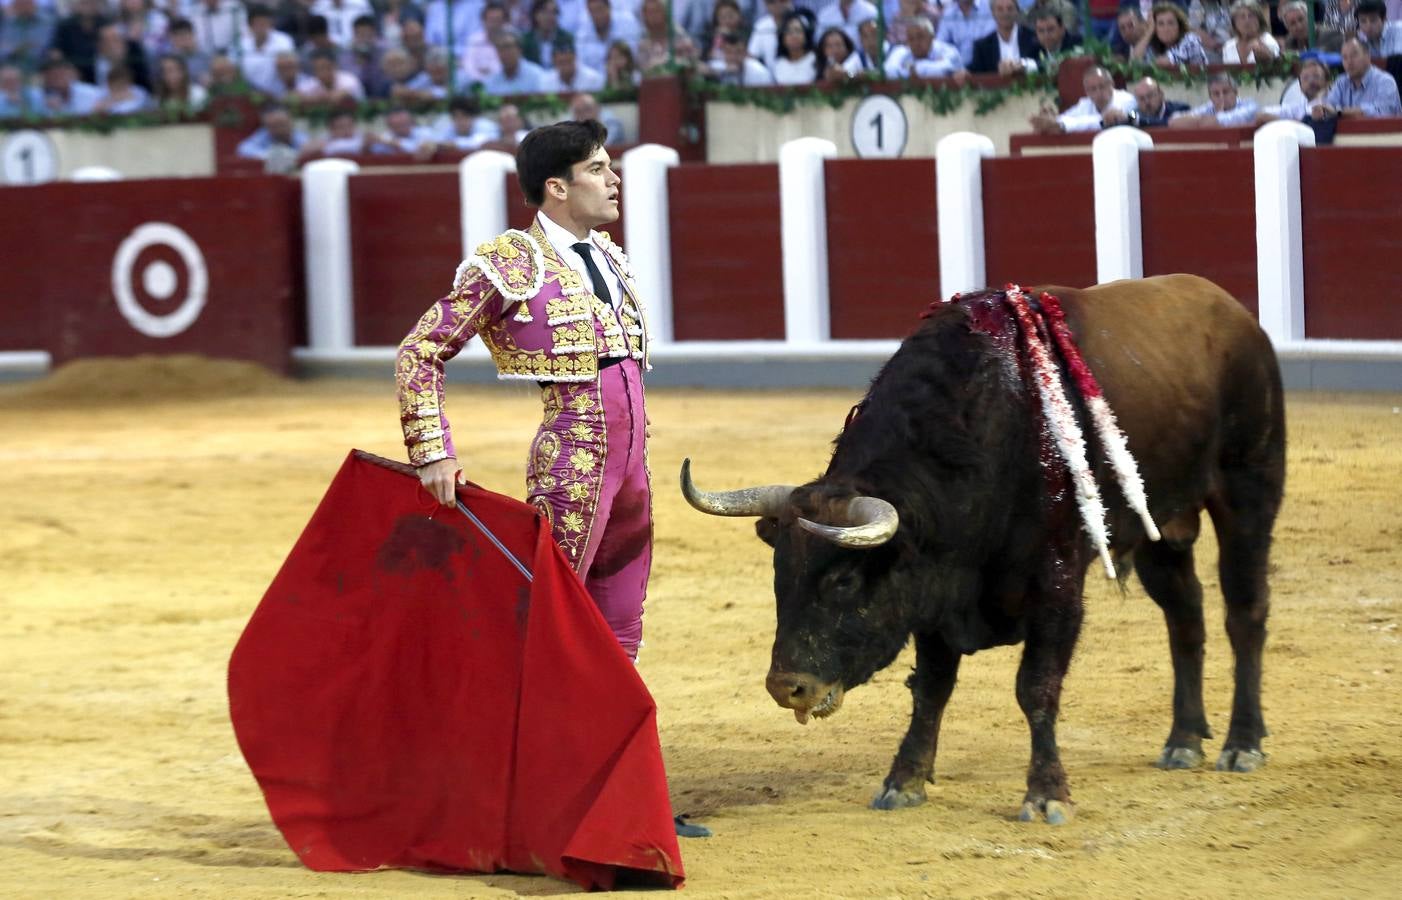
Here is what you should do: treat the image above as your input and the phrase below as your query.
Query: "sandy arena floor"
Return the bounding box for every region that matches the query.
[0,358,1399,899]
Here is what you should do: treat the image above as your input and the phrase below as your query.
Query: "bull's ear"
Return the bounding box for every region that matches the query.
[755,517,779,547]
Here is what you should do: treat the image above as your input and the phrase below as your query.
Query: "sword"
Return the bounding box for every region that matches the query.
[456,498,534,583]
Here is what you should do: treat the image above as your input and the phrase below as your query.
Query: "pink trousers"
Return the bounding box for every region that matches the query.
[526,359,651,659]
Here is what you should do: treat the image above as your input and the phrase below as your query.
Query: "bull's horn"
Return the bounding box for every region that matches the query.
[797,497,899,548]
[680,458,794,517]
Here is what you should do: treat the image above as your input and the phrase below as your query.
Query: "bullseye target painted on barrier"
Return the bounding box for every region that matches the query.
[110,223,209,338]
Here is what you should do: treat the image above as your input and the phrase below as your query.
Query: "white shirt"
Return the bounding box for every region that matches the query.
[239,30,297,93]
[883,41,965,79]
[538,212,626,310]
[771,52,817,85]
[541,64,607,93]
[816,0,880,42]
[749,14,779,67]
[1221,32,1279,64]
[311,0,374,47]
[1058,89,1136,132]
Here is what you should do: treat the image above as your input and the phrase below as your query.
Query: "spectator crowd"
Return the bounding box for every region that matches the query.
[1,0,1400,160]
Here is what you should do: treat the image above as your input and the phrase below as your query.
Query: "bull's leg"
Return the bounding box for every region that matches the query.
[1135,529,1214,769]
[1014,586,1084,825]
[1207,466,1281,773]
[871,631,960,810]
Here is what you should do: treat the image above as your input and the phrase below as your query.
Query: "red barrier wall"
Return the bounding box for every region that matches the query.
[982,155,1097,292]
[1299,147,1402,340]
[825,158,940,339]
[0,176,300,370]
[667,163,785,341]
[1140,149,1258,315]
[349,171,460,345]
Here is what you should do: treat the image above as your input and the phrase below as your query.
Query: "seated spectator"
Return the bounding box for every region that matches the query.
[710,28,774,84]
[1028,5,1083,69]
[52,0,111,85]
[1135,3,1209,66]
[371,105,435,156]
[154,53,209,110]
[889,0,942,47]
[346,14,387,98]
[1221,1,1278,63]
[749,0,794,68]
[94,21,152,92]
[299,16,350,71]
[1271,57,1331,118]
[1111,7,1149,60]
[541,37,606,91]
[603,38,641,88]
[1028,65,1135,133]
[424,0,474,52]
[816,26,859,82]
[378,48,424,101]
[416,49,456,98]
[0,0,57,74]
[970,0,1040,75]
[637,0,700,70]
[1189,0,1232,62]
[397,15,431,75]
[1357,0,1402,57]
[495,102,531,146]
[31,57,101,116]
[276,0,321,46]
[0,64,35,118]
[206,53,245,94]
[265,50,309,97]
[311,0,374,48]
[1167,71,1259,126]
[704,0,750,63]
[435,94,502,149]
[522,0,573,67]
[483,30,548,93]
[848,16,889,73]
[298,47,366,101]
[236,104,309,159]
[815,0,877,45]
[463,1,511,82]
[936,0,995,69]
[884,15,965,79]
[96,64,152,115]
[187,0,247,59]
[568,91,623,142]
[576,0,641,74]
[1277,0,1315,53]
[374,0,424,49]
[165,19,212,87]
[240,4,298,93]
[770,9,817,84]
[311,108,368,155]
[1125,75,1190,126]
[1313,35,1402,117]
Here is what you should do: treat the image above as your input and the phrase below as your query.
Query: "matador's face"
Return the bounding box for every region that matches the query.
[563,146,621,230]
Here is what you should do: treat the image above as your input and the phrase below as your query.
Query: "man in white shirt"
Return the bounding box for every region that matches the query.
[311,0,373,47]
[749,0,793,67]
[816,0,878,42]
[712,28,775,84]
[575,0,641,73]
[541,39,606,91]
[935,0,994,67]
[239,5,297,93]
[884,16,964,79]
[1167,72,1260,128]
[298,47,367,101]
[184,0,246,55]
[1029,65,1135,133]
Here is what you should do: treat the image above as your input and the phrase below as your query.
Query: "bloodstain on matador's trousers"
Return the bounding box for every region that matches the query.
[526,358,651,659]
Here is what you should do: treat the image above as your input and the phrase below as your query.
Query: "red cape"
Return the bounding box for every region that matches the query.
[228,450,684,890]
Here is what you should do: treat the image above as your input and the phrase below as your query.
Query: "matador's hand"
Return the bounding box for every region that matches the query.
[419,457,463,506]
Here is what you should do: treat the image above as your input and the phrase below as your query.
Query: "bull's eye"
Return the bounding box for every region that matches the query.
[821,569,862,603]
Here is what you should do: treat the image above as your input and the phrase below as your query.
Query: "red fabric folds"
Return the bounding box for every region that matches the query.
[227,450,684,890]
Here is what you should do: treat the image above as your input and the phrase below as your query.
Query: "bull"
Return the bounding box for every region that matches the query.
[681,275,1285,823]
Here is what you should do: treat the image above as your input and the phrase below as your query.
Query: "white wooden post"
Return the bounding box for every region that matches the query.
[778,137,837,343]
[935,132,995,299]
[302,158,360,350]
[1092,127,1154,283]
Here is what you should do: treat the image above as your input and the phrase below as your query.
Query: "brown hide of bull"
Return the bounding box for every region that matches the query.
[760,274,1285,823]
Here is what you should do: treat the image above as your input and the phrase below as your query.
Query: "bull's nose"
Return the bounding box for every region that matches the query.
[766,670,824,709]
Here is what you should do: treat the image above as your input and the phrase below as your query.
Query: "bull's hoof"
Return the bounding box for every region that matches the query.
[1018,799,1073,826]
[1156,746,1205,770]
[870,784,926,810]
[1215,747,1266,773]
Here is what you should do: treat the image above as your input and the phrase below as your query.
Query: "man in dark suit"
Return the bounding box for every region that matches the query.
[970,0,1041,74]
[1031,5,1082,66]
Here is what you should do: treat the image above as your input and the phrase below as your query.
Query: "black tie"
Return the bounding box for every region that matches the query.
[572,241,613,306]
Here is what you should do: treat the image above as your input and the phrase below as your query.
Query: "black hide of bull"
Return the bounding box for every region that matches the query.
[682,275,1286,824]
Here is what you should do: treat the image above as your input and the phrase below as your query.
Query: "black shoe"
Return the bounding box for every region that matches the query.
[673,814,712,838]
